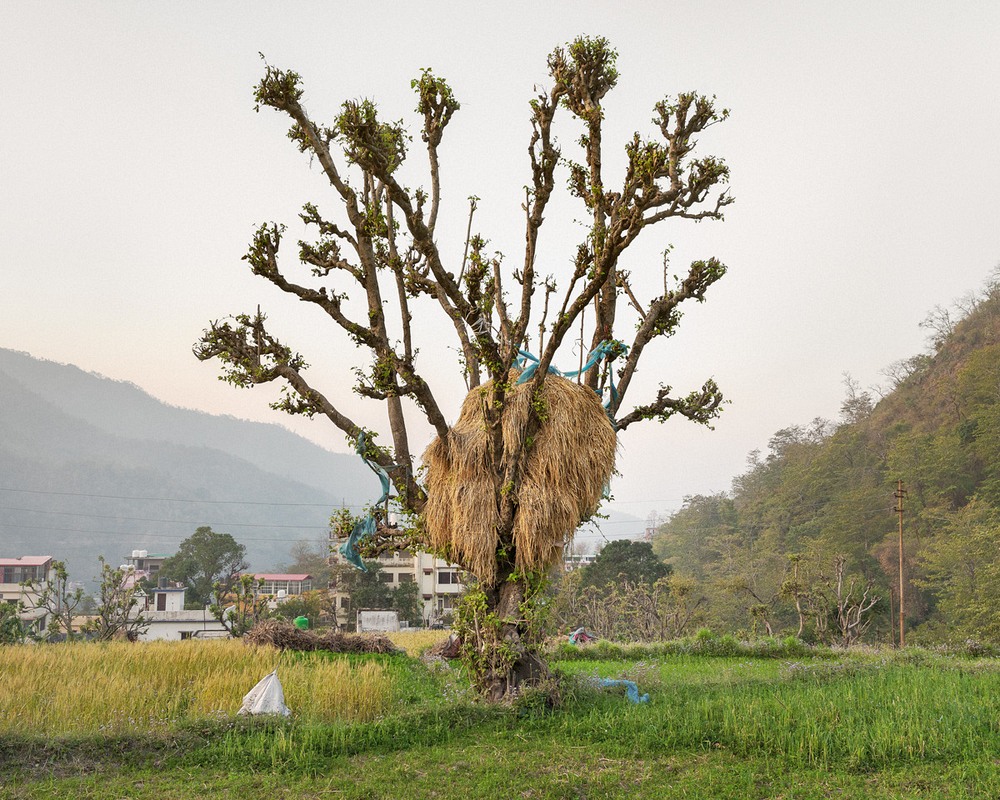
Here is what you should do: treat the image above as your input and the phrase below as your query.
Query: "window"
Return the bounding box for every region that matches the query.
[156,593,167,611]
[180,631,194,640]
[339,597,349,609]
[379,572,395,583]
[398,573,414,583]
[437,571,460,585]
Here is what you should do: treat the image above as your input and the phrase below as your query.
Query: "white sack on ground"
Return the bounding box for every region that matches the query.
[237,669,291,717]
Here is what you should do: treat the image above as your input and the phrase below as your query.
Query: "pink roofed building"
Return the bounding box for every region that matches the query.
[0,556,57,633]
[251,573,313,597]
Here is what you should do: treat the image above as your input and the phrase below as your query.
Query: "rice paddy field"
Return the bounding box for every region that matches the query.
[3,633,1000,799]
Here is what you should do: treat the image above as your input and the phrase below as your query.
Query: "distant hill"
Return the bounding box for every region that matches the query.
[0,349,380,583]
[0,348,644,587]
[0,348,370,497]
[652,278,1000,644]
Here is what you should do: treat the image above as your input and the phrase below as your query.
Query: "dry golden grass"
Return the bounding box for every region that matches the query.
[386,629,450,657]
[423,371,616,585]
[0,639,392,735]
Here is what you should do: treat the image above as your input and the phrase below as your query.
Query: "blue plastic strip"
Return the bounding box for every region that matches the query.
[598,677,649,704]
[514,340,628,416]
[339,431,392,572]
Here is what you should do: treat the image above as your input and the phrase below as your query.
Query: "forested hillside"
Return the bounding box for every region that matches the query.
[654,276,1000,644]
[0,350,378,583]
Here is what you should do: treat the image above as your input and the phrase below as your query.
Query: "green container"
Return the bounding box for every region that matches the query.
[293,616,309,630]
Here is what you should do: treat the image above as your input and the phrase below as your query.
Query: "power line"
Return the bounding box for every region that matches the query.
[0,521,322,542]
[0,486,361,508]
[0,505,330,530]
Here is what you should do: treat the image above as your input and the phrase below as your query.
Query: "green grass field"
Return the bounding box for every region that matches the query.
[3,638,1000,799]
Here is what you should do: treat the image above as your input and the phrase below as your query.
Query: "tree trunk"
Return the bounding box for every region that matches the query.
[487,579,550,701]
[463,571,551,702]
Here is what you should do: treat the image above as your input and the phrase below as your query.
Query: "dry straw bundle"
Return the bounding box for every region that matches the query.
[422,371,616,586]
[245,620,403,654]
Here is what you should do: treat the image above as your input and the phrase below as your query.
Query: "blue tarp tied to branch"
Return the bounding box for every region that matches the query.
[515,339,628,415]
[339,431,392,572]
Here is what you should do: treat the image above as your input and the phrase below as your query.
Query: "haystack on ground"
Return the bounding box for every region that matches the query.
[245,620,403,654]
[423,372,616,586]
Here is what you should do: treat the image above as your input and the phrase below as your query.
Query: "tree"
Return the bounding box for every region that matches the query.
[919,499,1000,643]
[159,526,248,609]
[282,539,333,588]
[197,36,731,698]
[0,602,26,645]
[329,561,422,629]
[581,540,671,590]
[274,589,331,629]
[80,557,150,641]
[212,574,272,637]
[21,560,84,640]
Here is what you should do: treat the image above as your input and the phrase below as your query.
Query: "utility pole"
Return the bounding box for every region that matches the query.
[894,479,907,648]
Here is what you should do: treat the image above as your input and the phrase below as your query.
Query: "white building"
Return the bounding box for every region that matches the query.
[328,544,465,628]
[563,553,598,571]
[137,585,229,640]
[124,550,170,578]
[0,555,56,634]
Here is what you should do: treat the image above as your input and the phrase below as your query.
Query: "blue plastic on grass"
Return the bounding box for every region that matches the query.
[339,431,392,571]
[598,678,649,704]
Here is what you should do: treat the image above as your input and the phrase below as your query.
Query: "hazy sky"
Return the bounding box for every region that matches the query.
[3,2,999,533]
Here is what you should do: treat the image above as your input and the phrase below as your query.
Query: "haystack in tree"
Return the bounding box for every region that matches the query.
[197,36,731,700]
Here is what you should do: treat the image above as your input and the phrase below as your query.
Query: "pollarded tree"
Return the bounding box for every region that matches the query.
[197,36,731,699]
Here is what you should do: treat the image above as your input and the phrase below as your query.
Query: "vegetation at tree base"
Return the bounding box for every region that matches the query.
[196,35,731,698]
[4,638,1000,798]
[653,274,1000,645]
[159,526,249,610]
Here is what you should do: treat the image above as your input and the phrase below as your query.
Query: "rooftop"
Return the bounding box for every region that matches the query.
[0,556,53,567]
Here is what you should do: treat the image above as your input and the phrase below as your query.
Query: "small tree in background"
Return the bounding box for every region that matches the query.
[581,540,672,591]
[282,539,333,588]
[212,574,272,637]
[274,589,333,629]
[21,560,84,640]
[81,557,149,641]
[160,526,249,609]
[0,602,26,645]
[329,561,424,629]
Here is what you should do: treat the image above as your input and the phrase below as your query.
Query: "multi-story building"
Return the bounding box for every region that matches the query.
[251,573,313,598]
[563,553,598,571]
[124,550,169,578]
[0,555,56,633]
[328,543,465,628]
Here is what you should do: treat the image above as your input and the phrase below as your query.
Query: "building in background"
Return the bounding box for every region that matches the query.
[124,550,169,579]
[0,555,56,633]
[328,543,465,628]
[250,573,313,598]
[563,553,597,571]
